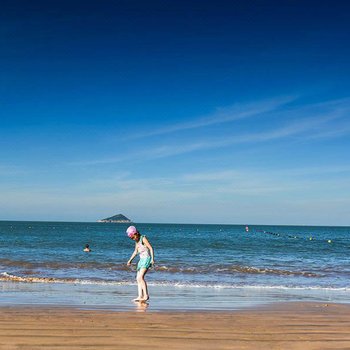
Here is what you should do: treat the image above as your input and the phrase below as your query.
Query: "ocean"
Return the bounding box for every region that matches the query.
[1,221,349,311]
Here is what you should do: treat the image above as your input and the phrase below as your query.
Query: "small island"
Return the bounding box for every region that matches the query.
[97,214,132,223]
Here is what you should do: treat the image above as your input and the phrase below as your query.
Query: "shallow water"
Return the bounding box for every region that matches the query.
[0,221,349,310]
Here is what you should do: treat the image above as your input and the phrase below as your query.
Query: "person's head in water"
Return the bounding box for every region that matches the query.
[126,226,140,241]
[84,244,91,252]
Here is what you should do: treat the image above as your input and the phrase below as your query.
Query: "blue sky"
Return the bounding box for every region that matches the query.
[1,0,350,225]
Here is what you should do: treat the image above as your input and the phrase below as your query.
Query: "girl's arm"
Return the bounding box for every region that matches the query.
[127,245,138,265]
[143,237,155,264]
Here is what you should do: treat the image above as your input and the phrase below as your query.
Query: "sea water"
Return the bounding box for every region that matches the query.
[0,221,349,311]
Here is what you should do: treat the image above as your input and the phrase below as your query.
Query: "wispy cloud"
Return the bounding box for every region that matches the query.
[239,108,347,143]
[305,121,350,140]
[177,165,350,200]
[181,165,350,184]
[127,95,297,139]
[64,166,350,206]
[126,106,348,161]
[70,96,350,166]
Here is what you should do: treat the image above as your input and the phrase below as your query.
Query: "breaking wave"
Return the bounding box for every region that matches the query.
[1,272,349,291]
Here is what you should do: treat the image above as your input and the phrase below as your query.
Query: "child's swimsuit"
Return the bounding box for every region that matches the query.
[136,235,152,271]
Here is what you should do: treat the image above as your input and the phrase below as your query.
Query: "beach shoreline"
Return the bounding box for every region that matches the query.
[1,302,350,349]
[2,279,349,313]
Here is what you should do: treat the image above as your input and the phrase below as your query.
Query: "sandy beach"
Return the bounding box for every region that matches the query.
[1,302,350,350]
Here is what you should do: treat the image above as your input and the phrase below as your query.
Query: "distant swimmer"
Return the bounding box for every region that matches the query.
[245,226,249,232]
[84,244,91,252]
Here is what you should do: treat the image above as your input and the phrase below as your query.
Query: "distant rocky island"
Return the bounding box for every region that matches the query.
[97,214,132,223]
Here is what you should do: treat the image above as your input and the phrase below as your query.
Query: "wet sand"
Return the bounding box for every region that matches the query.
[1,302,350,350]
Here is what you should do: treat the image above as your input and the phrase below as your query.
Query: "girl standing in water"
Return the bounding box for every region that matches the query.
[126,226,154,302]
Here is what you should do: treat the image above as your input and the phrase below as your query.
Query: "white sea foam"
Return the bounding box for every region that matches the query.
[1,272,349,292]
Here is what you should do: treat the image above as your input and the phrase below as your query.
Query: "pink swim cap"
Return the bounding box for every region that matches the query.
[126,226,137,237]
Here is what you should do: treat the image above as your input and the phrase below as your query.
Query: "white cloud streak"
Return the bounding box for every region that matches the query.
[125,107,348,161]
[127,95,297,139]
[70,96,350,166]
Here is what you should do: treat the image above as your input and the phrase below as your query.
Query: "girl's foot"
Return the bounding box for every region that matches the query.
[132,297,143,302]
[142,295,149,301]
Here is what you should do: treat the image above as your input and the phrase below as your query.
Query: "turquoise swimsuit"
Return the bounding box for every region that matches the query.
[136,235,152,271]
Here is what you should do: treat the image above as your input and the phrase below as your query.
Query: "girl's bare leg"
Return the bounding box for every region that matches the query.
[133,271,143,301]
[137,268,149,301]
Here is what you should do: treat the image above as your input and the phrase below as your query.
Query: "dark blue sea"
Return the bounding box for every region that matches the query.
[1,221,349,310]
